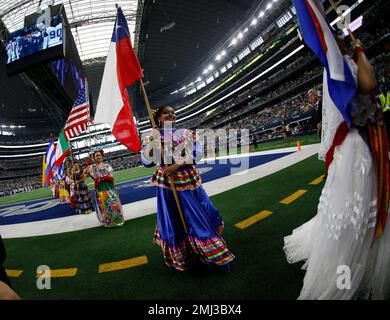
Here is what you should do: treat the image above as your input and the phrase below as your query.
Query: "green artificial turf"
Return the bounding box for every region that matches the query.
[3,154,325,299]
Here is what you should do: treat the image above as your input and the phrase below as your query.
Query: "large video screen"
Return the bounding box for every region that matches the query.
[6,14,63,64]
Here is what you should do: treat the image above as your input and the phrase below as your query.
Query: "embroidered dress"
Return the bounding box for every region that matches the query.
[73,172,92,215]
[141,128,235,271]
[88,163,124,227]
[59,179,70,204]
[283,57,390,299]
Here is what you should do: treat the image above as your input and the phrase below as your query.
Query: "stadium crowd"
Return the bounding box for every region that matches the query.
[1,12,389,198]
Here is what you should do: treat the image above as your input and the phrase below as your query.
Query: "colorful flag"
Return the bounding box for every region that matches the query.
[292,0,356,127]
[64,86,90,140]
[53,162,65,180]
[54,128,70,167]
[94,7,143,152]
[44,137,56,186]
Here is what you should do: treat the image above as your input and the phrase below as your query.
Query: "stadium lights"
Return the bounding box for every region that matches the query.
[221,50,226,56]
[216,55,221,61]
[208,64,214,71]
[0,151,46,158]
[243,28,249,33]
[251,18,257,25]
[237,32,243,39]
[137,0,365,127]
[266,3,272,10]
[172,44,305,124]
[230,38,237,46]
[202,69,208,74]
[196,77,202,82]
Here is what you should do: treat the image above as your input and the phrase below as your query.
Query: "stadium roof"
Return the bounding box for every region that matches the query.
[0,0,289,136]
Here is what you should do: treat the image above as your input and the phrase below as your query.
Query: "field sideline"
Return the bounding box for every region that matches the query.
[0,134,320,206]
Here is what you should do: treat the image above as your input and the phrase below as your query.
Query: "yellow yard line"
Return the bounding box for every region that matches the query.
[280,189,307,205]
[309,175,325,185]
[36,268,78,278]
[5,269,23,278]
[235,210,273,229]
[99,255,148,273]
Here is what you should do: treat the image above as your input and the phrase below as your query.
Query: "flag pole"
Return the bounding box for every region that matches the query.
[67,139,79,195]
[139,79,189,234]
[84,77,94,158]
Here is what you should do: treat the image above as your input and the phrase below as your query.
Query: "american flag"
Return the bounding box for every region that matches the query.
[64,86,90,140]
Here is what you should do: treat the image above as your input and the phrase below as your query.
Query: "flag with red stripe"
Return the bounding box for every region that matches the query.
[64,86,90,140]
[93,7,143,153]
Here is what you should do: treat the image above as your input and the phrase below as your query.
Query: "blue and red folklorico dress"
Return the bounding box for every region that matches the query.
[141,128,235,271]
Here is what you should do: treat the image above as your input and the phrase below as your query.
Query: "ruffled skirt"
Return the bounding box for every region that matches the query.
[284,129,390,299]
[74,181,92,214]
[153,184,235,271]
[95,180,125,227]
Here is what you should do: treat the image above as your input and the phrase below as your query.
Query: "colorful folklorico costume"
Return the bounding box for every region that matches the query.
[141,128,235,271]
[73,171,92,215]
[59,178,70,204]
[283,55,390,299]
[88,163,124,227]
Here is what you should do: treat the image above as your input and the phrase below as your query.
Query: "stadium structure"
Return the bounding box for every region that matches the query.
[0,0,389,302]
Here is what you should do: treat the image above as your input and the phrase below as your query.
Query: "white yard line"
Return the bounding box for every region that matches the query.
[0,144,319,239]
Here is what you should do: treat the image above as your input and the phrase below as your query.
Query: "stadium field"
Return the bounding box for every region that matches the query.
[3,153,325,299]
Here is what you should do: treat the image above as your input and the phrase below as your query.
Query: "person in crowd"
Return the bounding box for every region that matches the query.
[141,105,235,272]
[88,150,125,227]
[306,88,322,137]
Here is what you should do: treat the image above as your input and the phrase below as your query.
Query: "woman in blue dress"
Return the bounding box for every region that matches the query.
[141,105,235,271]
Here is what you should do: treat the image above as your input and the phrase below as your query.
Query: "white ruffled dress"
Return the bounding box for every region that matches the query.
[283,56,390,300]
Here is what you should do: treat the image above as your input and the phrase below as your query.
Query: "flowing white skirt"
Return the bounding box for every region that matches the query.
[284,128,390,299]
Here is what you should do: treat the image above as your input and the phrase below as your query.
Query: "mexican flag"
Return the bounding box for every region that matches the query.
[54,128,70,167]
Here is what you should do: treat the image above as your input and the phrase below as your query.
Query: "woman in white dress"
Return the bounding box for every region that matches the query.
[283,38,390,300]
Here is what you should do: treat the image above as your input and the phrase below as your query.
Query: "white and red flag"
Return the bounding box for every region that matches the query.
[93,7,143,153]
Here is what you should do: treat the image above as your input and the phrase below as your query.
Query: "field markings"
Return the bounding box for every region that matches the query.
[235,210,273,229]
[280,189,308,205]
[36,268,78,278]
[5,269,23,278]
[309,175,325,185]
[99,255,148,273]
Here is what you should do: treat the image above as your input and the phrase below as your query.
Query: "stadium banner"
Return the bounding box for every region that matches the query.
[94,7,143,153]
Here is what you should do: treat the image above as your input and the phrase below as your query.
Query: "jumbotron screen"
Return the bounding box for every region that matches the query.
[6,15,62,65]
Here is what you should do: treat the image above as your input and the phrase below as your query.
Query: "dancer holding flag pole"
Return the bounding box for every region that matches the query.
[94,5,234,270]
[283,0,390,299]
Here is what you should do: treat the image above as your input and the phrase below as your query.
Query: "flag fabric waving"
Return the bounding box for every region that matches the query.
[64,86,90,140]
[94,7,143,153]
[44,137,56,186]
[292,0,356,127]
[54,128,70,167]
